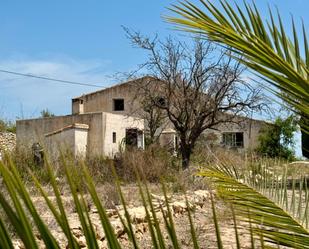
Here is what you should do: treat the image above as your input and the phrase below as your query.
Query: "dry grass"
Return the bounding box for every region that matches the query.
[114,145,178,183]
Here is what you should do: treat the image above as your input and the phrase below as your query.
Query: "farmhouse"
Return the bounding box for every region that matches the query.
[16,76,267,157]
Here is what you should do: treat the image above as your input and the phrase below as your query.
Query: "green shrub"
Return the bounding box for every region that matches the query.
[256,116,297,160]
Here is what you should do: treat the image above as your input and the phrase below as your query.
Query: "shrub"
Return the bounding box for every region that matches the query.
[0,118,16,133]
[114,145,177,182]
[256,116,297,160]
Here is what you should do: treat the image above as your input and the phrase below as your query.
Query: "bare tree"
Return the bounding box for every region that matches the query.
[131,94,167,145]
[127,31,266,169]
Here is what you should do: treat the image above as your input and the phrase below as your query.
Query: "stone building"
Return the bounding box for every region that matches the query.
[17,111,144,158]
[16,76,268,157]
[71,76,268,152]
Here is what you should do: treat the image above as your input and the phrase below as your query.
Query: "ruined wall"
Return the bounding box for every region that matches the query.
[72,82,140,117]
[44,124,89,158]
[215,118,268,151]
[16,113,104,156]
[17,112,145,158]
[70,78,268,152]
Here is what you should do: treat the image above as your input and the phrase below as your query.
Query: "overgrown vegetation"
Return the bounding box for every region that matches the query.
[168,0,309,158]
[40,109,55,118]
[127,32,266,169]
[0,118,16,133]
[0,0,309,248]
[1,146,309,248]
[256,116,297,160]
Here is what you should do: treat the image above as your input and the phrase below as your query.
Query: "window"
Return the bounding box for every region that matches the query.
[222,132,244,148]
[112,132,116,143]
[113,99,124,111]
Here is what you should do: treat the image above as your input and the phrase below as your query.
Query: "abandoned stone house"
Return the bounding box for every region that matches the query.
[16,76,267,158]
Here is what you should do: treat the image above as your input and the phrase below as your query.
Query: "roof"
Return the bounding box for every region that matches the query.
[72,76,154,100]
[44,123,89,137]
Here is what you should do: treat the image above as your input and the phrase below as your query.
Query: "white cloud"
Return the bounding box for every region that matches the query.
[0,56,113,120]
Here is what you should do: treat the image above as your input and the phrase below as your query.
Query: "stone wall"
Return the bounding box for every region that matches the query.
[0,132,16,152]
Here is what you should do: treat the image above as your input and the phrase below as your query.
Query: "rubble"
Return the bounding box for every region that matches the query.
[12,189,218,249]
[0,132,16,159]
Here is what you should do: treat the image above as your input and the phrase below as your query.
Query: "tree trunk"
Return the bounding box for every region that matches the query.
[300,114,309,158]
[180,145,191,170]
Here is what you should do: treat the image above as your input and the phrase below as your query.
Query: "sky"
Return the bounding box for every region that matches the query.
[0,0,307,154]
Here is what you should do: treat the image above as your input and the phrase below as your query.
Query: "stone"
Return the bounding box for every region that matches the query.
[110,220,125,237]
[129,206,147,224]
[0,132,16,159]
[77,236,87,247]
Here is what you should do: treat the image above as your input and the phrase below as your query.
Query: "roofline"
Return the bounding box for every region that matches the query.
[16,112,105,123]
[16,111,145,123]
[72,75,154,100]
[45,123,89,137]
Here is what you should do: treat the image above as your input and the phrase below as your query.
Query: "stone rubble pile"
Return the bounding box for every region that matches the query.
[13,190,211,249]
[0,132,16,154]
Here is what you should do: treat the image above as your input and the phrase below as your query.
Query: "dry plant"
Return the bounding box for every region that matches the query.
[114,145,177,183]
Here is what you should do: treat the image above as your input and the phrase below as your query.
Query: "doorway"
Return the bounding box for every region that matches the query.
[125,128,144,149]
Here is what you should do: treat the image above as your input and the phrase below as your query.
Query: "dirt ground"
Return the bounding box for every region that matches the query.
[10,183,257,249]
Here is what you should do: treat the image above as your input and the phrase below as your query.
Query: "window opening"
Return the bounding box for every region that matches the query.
[112,132,116,143]
[113,99,124,111]
[222,132,244,148]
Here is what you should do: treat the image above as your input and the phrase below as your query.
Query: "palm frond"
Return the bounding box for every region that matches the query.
[167,0,309,117]
[199,168,309,248]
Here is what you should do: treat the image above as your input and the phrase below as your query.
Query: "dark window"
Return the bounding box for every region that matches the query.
[112,132,116,143]
[155,96,166,107]
[80,99,83,104]
[113,99,124,111]
[125,129,138,146]
[222,132,244,148]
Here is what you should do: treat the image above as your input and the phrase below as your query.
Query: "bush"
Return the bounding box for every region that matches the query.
[256,116,297,161]
[114,145,178,182]
[0,118,16,133]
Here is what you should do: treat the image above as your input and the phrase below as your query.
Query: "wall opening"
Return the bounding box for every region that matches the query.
[222,132,244,148]
[113,99,124,111]
[126,128,143,149]
[112,132,116,143]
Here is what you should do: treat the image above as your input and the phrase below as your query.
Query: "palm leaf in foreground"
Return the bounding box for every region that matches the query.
[199,168,309,248]
[167,0,309,117]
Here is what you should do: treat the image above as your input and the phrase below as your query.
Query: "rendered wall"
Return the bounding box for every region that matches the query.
[72,82,139,116]
[212,118,268,151]
[16,113,104,156]
[102,112,144,157]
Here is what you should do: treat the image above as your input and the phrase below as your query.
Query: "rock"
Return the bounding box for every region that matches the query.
[129,206,147,223]
[77,236,87,247]
[194,190,209,199]
[13,240,24,249]
[191,190,210,208]
[106,208,118,217]
[0,132,16,155]
[172,201,187,214]
[172,200,195,215]
[72,228,83,238]
[117,206,147,224]
[110,220,125,237]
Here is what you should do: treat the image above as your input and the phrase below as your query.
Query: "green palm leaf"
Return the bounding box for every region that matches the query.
[199,168,309,248]
[167,0,309,116]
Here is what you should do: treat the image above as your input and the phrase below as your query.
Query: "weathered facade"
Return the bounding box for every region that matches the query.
[17,76,268,157]
[71,77,268,152]
[17,112,144,158]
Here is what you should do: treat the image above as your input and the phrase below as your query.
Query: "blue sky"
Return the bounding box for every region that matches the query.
[0,0,308,119]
